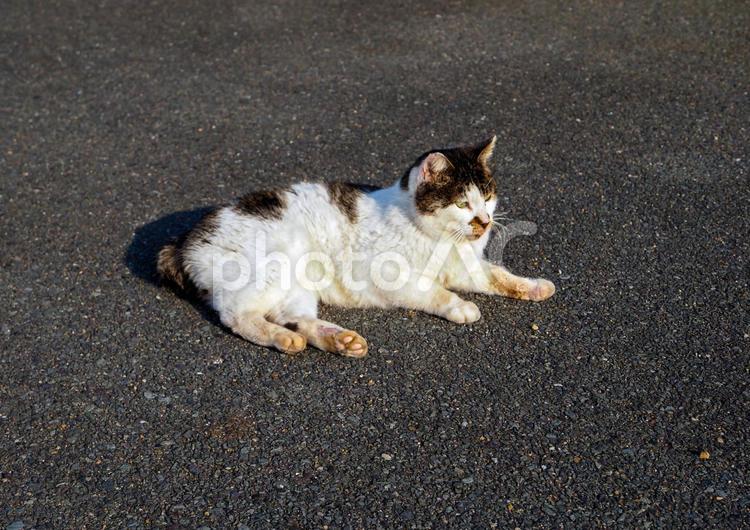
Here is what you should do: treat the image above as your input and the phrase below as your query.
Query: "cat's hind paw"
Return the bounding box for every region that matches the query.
[333,330,368,358]
[273,330,307,353]
[445,300,481,324]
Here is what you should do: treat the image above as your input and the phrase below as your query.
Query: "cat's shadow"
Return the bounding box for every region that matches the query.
[124,207,222,327]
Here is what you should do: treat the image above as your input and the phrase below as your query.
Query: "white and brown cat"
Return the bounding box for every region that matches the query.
[158,136,555,357]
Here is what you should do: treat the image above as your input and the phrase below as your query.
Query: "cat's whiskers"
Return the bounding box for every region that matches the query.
[450,223,468,244]
[491,222,510,241]
[449,226,465,244]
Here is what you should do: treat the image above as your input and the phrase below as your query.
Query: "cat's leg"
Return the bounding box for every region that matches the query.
[489,264,556,301]
[284,318,368,358]
[387,280,482,324]
[271,290,368,358]
[446,261,556,301]
[223,311,307,354]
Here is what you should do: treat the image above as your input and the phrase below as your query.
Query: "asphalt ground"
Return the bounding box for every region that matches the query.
[1,1,749,528]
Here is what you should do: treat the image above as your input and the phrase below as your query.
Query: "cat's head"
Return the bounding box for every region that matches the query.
[401,136,498,242]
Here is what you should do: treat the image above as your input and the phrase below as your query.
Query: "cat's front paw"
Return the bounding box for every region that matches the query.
[445,300,481,324]
[528,279,556,301]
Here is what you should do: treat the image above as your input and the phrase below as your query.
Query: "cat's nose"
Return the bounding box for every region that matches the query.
[474,215,490,228]
[470,216,490,233]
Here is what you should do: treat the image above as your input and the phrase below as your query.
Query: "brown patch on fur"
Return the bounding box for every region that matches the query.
[284,322,299,332]
[469,216,489,237]
[157,208,219,297]
[489,267,534,300]
[157,244,187,290]
[491,277,555,302]
[492,279,524,299]
[326,181,363,223]
[490,271,517,297]
[234,189,287,220]
[409,139,498,214]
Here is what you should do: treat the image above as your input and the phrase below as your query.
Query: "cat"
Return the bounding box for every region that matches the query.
[157,136,555,357]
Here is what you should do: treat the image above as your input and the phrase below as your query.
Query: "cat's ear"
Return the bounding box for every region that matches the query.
[419,152,452,184]
[475,135,497,166]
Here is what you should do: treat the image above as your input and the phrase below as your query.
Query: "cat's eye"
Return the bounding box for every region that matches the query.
[455,200,469,209]
[484,194,494,201]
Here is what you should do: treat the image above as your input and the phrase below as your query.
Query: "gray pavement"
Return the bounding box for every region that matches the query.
[1,1,749,528]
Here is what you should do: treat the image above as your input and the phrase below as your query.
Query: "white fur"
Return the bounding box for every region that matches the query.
[181,173,497,329]
[162,137,557,355]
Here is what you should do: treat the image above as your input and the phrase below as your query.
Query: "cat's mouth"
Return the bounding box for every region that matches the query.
[468,226,490,240]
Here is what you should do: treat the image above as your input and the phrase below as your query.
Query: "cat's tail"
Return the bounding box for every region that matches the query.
[157,243,189,291]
